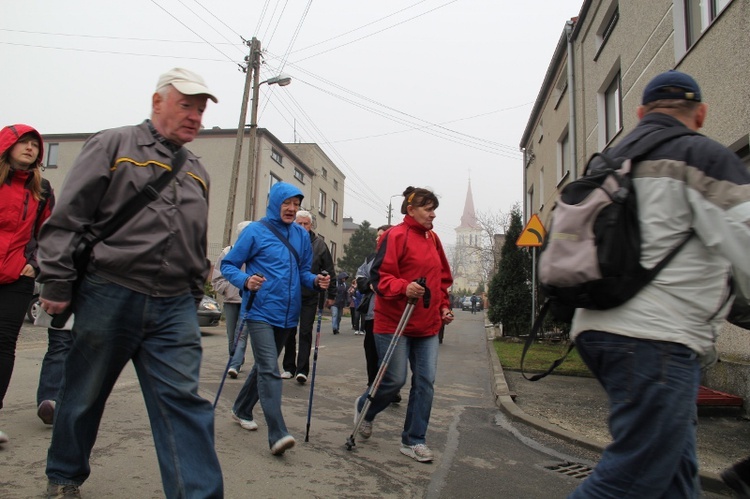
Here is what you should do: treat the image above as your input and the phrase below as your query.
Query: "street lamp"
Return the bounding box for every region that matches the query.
[387,194,402,225]
[222,35,291,246]
[244,70,292,221]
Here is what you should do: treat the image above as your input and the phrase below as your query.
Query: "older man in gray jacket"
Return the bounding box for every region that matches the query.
[37,68,223,499]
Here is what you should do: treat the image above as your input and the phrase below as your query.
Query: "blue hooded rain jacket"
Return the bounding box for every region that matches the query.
[221,182,318,328]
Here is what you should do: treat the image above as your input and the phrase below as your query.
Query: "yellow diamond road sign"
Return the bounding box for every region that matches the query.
[516,214,546,247]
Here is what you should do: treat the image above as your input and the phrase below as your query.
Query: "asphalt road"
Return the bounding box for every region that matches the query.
[1,311,723,498]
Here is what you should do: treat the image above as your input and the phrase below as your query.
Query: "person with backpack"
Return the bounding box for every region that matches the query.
[211,220,252,379]
[222,182,330,456]
[330,273,349,335]
[355,224,400,404]
[566,70,750,498]
[0,124,54,446]
[470,294,478,314]
[353,186,453,463]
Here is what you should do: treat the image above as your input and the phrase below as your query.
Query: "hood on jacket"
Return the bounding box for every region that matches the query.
[0,124,44,166]
[266,181,304,224]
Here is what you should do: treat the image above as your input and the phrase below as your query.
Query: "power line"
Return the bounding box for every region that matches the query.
[148,0,238,63]
[290,0,459,64]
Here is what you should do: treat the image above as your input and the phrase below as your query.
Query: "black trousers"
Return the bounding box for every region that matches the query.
[282,295,319,376]
[363,319,378,386]
[0,276,35,409]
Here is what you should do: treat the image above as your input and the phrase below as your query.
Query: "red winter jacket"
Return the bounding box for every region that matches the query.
[370,216,453,337]
[0,124,53,284]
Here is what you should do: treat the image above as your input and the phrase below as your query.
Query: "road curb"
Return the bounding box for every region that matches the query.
[484,326,730,495]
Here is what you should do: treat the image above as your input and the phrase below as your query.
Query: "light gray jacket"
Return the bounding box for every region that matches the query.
[571,114,750,362]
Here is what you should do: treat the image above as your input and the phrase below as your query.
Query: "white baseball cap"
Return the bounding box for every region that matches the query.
[156,67,218,103]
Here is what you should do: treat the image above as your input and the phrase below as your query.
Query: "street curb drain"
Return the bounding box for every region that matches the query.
[545,462,593,480]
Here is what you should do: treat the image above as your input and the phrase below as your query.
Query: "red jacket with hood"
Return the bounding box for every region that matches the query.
[370,216,453,337]
[0,124,54,284]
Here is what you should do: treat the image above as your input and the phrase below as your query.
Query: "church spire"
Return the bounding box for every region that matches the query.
[457,179,479,229]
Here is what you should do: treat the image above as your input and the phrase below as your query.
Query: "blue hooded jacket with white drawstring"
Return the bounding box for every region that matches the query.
[221,182,318,328]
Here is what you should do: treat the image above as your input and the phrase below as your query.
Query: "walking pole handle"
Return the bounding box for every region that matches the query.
[407,277,427,305]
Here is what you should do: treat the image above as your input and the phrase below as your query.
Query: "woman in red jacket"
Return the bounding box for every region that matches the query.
[354,186,454,463]
[0,124,54,445]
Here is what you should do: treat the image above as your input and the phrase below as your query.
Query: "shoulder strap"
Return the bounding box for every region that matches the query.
[521,299,575,381]
[625,126,700,162]
[259,219,300,265]
[90,147,188,245]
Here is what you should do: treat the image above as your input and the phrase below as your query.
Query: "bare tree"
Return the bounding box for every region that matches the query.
[474,208,512,283]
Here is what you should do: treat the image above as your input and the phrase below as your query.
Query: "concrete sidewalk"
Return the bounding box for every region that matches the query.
[484,319,750,496]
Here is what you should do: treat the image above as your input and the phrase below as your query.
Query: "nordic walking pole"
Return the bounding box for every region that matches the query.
[305,270,329,442]
[213,273,263,409]
[346,277,426,451]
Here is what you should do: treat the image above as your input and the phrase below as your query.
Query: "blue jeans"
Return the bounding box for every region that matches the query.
[331,305,342,332]
[569,331,701,499]
[224,302,247,371]
[46,274,223,498]
[37,327,74,405]
[232,321,294,447]
[357,333,439,446]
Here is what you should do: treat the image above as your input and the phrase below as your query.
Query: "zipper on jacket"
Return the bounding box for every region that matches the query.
[22,191,30,220]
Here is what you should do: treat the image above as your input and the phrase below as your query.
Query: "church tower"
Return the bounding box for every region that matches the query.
[452,179,483,294]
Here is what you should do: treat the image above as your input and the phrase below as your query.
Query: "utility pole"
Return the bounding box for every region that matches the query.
[387,202,393,225]
[244,37,262,221]
[222,39,254,247]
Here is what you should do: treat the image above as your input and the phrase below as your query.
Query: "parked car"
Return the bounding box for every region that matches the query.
[197,295,222,327]
[26,282,42,323]
[460,296,482,312]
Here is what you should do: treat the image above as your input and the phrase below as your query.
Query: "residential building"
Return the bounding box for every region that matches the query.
[40,127,346,264]
[520,0,750,406]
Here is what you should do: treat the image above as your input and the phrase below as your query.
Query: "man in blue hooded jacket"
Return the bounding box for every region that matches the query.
[221,181,330,455]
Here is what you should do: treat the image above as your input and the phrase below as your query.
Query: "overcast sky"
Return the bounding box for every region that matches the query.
[2,0,583,245]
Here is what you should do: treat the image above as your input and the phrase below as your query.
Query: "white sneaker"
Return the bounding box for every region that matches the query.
[281,371,293,379]
[270,435,296,455]
[296,373,307,384]
[231,411,258,431]
[227,368,239,379]
[359,420,373,439]
[0,430,7,444]
[400,443,434,463]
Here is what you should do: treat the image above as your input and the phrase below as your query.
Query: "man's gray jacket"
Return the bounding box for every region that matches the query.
[38,120,211,303]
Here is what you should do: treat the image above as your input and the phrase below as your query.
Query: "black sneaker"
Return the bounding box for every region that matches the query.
[391,392,402,404]
[722,462,750,499]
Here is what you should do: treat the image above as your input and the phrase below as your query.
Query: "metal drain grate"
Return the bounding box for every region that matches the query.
[545,462,593,480]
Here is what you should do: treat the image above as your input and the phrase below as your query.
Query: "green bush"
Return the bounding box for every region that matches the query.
[493,338,592,377]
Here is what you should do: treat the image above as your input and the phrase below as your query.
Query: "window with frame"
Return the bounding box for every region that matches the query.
[538,167,545,210]
[684,0,732,48]
[558,130,570,182]
[329,241,337,263]
[321,167,328,179]
[603,71,622,144]
[267,173,281,206]
[333,179,339,190]
[595,3,619,57]
[331,199,339,223]
[271,149,283,165]
[45,143,59,168]
[527,185,534,216]
[318,190,327,216]
[293,168,304,182]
